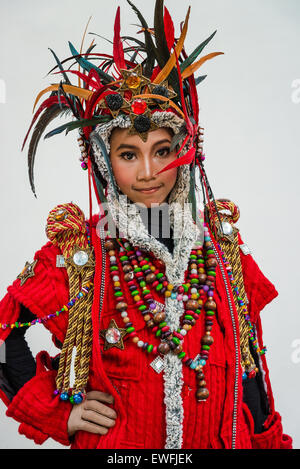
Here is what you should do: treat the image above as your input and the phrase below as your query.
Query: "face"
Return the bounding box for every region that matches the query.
[109,127,178,208]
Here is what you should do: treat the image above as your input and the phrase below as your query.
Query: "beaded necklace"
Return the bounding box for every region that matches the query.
[104,225,217,402]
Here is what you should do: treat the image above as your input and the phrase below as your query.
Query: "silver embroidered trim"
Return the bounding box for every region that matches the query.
[90,111,204,450]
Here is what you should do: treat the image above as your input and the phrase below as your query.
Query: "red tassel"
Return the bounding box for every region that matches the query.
[113,7,126,71]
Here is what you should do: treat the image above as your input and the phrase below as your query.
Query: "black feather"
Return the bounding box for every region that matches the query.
[154,0,170,68]
[28,104,68,196]
[126,0,156,77]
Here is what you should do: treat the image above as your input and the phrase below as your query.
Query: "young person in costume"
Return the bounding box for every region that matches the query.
[0,1,293,449]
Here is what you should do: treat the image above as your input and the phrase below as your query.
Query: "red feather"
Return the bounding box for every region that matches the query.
[164,7,175,51]
[156,147,195,175]
[52,70,99,89]
[21,95,68,151]
[188,75,199,126]
[113,7,126,71]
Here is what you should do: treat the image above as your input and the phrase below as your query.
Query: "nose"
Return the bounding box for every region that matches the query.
[136,155,157,181]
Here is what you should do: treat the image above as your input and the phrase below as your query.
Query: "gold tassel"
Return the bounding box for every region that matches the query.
[46,203,95,400]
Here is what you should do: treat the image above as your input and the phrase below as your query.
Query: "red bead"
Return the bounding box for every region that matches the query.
[163,281,168,287]
[152,281,159,287]
[135,300,144,306]
[127,280,135,286]
[161,326,170,332]
[173,332,184,340]
[140,260,147,266]
[136,272,143,277]
[143,294,152,300]
[131,99,147,115]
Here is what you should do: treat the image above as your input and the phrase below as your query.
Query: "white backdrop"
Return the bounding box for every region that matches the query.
[0,0,299,449]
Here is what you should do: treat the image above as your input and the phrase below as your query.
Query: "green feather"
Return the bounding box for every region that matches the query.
[68,41,113,83]
[180,30,217,72]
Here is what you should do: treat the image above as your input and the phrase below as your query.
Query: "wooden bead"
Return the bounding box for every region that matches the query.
[143,314,151,322]
[145,273,156,283]
[196,388,209,401]
[123,265,132,273]
[196,371,205,380]
[146,319,155,328]
[206,258,218,268]
[153,312,166,323]
[197,380,207,388]
[186,300,199,311]
[173,344,183,355]
[198,273,207,284]
[204,300,217,311]
[104,240,115,251]
[124,272,134,282]
[116,302,127,311]
[201,335,214,346]
[158,343,170,354]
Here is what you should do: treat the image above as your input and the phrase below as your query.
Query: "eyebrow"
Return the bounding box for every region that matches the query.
[115,139,171,152]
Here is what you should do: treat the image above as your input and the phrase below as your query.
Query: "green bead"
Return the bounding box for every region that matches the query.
[114,291,123,297]
[110,266,118,271]
[140,281,146,287]
[131,290,139,296]
[126,327,135,333]
[156,283,163,291]
[172,337,180,345]
[207,271,216,277]
[142,289,150,295]
[159,321,167,328]
[178,352,186,359]
[184,315,193,321]
[119,255,128,261]
[183,284,189,292]
[156,273,164,279]
[15,322,19,328]
[191,278,199,284]
[195,309,201,315]
[138,305,147,311]
[206,310,215,316]
[147,344,153,353]
[202,345,210,351]
[206,249,215,255]
[141,264,149,271]
[156,329,162,337]
[197,259,204,264]
[190,254,197,260]
[69,396,74,404]
[134,267,142,273]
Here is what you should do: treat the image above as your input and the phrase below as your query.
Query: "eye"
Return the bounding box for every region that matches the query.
[119,151,136,161]
[156,146,171,157]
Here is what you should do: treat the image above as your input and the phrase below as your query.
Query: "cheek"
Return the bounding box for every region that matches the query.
[161,168,178,189]
[111,160,134,190]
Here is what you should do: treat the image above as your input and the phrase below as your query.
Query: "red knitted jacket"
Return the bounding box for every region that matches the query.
[0,219,293,449]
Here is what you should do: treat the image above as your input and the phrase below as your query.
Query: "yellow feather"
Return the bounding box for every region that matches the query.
[181,52,224,79]
[153,6,191,85]
[32,85,93,113]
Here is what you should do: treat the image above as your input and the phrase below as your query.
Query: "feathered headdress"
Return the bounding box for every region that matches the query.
[22,0,224,236]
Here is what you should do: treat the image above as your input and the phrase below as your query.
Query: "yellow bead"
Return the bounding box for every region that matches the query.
[150,266,156,272]
[132,336,139,343]
[133,295,141,302]
[167,284,174,291]
[165,291,171,298]
[197,250,203,255]
[199,268,205,273]
[114,281,120,287]
[191,294,198,300]
[123,317,130,323]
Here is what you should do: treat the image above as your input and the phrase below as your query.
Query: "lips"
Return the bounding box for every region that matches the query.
[134,186,162,193]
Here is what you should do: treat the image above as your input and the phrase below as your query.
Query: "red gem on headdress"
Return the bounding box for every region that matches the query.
[131,99,147,115]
